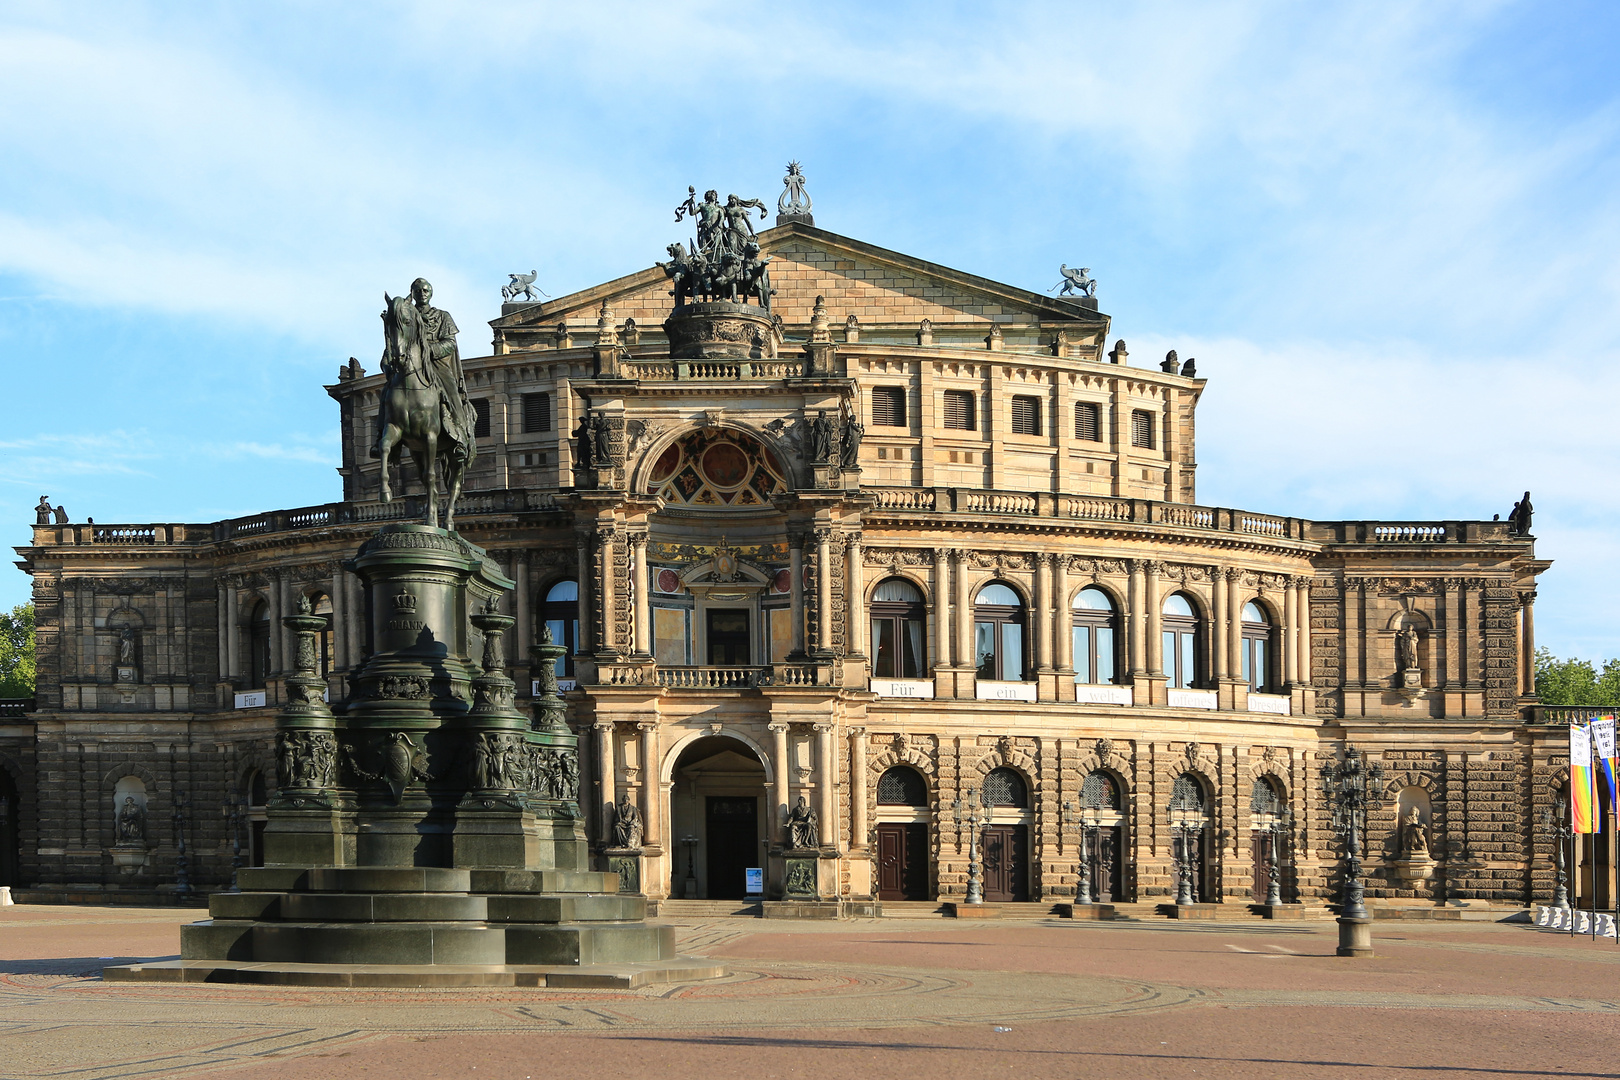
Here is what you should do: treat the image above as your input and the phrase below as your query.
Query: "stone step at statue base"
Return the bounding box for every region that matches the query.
[104,862,727,986]
[102,958,728,989]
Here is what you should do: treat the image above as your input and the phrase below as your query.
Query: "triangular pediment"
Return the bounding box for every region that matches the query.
[490,222,1105,349]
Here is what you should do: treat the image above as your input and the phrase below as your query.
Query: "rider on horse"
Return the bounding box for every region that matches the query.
[377,278,476,462]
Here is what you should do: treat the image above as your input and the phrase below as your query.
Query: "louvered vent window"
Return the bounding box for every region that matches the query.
[942,390,975,430]
[1130,409,1155,449]
[1075,402,1101,442]
[872,386,907,427]
[522,392,551,433]
[1011,395,1042,436]
[473,398,492,439]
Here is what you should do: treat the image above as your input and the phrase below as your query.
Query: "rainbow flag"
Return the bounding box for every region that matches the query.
[1592,716,1617,818]
[1569,722,1596,834]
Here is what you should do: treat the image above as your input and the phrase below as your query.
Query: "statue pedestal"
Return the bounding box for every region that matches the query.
[781,850,825,899]
[664,301,773,360]
[1392,855,1435,885]
[110,844,149,875]
[603,847,643,894]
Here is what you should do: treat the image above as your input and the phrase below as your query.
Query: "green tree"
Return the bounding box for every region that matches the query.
[1534,647,1620,707]
[0,602,34,698]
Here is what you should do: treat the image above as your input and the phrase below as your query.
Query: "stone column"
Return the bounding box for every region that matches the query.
[1228,570,1244,685]
[594,721,616,846]
[575,537,593,653]
[1146,561,1163,675]
[1283,579,1299,686]
[268,571,286,675]
[846,533,865,658]
[1034,552,1053,673]
[955,549,972,673]
[850,726,869,851]
[1127,561,1146,675]
[597,529,618,656]
[1520,589,1536,696]
[1056,558,1074,674]
[632,534,651,657]
[1212,565,1228,680]
[216,582,231,681]
[513,553,531,664]
[789,536,806,657]
[814,722,836,850]
[329,564,348,671]
[1443,578,1461,688]
[815,529,833,654]
[638,721,661,848]
[770,722,792,838]
[932,548,952,668]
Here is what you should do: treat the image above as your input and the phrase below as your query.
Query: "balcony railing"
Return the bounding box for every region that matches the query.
[0,698,35,719]
[1527,706,1616,725]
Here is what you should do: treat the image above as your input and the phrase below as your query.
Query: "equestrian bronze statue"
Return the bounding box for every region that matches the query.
[374,278,477,531]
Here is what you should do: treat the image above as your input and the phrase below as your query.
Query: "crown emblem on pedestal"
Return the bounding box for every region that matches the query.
[393,589,418,613]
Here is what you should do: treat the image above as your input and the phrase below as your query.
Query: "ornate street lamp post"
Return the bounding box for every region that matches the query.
[1063,800,1099,905]
[1168,809,1199,906]
[1540,797,1573,911]
[680,835,699,900]
[1264,809,1293,907]
[1321,745,1384,957]
[952,788,992,904]
[220,788,246,894]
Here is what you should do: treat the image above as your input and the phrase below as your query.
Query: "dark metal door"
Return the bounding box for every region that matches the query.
[981,824,1028,902]
[705,796,757,900]
[876,822,929,901]
[1251,830,1275,901]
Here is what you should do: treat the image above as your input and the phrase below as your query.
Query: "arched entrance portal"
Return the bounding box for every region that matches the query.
[668,735,769,900]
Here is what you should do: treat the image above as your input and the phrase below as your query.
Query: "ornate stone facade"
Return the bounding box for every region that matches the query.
[7,218,1589,911]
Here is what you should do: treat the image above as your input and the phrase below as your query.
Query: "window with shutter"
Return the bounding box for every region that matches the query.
[473,398,492,439]
[942,390,975,430]
[522,392,551,433]
[872,386,907,427]
[1131,409,1154,449]
[1011,395,1042,436]
[1075,402,1101,441]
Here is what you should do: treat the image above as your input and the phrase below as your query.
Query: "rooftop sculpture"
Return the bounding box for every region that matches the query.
[1052,264,1097,299]
[661,187,775,309]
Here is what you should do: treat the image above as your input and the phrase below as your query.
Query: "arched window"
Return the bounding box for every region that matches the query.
[1162,593,1201,689]
[1080,770,1120,810]
[1072,586,1120,685]
[247,600,271,689]
[1241,601,1272,692]
[310,593,334,678]
[983,767,1028,808]
[542,580,581,677]
[1250,776,1284,817]
[871,579,926,679]
[1170,772,1206,814]
[877,766,928,807]
[974,583,1026,682]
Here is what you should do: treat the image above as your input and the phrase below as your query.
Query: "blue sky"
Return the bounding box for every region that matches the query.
[2,1,1617,661]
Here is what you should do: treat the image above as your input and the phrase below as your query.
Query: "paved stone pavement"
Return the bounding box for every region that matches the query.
[1,904,1616,1079]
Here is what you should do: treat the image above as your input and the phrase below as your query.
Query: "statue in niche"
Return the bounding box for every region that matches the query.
[572,414,594,469]
[116,796,146,843]
[118,628,136,666]
[614,793,644,849]
[810,411,835,464]
[840,414,863,470]
[786,794,820,849]
[1395,624,1420,673]
[1400,804,1429,856]
[591,412,613,467]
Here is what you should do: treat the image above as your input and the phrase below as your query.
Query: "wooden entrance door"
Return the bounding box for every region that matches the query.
[705,796,757,900]
[981,824,1028,902]
[1084,826,1122,902]
[1251,829,1276,901]
[876,823,929,900]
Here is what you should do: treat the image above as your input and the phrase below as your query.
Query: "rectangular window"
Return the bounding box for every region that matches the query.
[1010,395,1042,436]
[942,389,976,430]
[522,392,551,433]
[473,398,492,439]
[1001,622,1024,680]
[872,386,907,427]
[1131,409,1155,449]
[1075,402,1102,441]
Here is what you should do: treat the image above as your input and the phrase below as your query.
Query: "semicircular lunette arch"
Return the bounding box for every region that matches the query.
[638,426,792,508]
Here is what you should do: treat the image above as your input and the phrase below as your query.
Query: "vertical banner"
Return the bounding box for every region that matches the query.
[1591,716,1617,813]
[1569,721,1596,834]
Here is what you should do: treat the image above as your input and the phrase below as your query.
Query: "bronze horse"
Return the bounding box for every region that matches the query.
[376,293,472,531]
